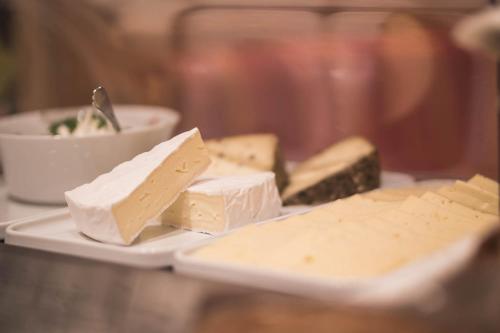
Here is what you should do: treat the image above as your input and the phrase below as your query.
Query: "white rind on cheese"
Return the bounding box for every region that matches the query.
[161,172,282,234]
[65,128,210,245]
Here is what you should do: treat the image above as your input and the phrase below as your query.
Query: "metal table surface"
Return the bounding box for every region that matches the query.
[1,233,500,333]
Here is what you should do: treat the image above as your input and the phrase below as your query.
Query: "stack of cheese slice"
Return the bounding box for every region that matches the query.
[193,175,498,279]
[203,134,289,192]
[161,172,282,234]
[66,128,211,245]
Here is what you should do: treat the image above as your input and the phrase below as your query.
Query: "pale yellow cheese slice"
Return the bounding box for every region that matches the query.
[436,185,498,215]
[193,176,500,279]
[362,186,432,202]
[468,174,499,195]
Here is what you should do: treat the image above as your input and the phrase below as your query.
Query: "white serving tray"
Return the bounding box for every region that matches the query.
[4,206,308,268]
[5,208,212,268]
[174,227,485,306]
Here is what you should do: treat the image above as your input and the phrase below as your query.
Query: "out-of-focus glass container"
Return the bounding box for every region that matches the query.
[9,0,496,180]
[170,1,497,180]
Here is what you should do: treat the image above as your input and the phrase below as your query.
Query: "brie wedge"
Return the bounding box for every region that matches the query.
[161,172,281,233]
[65,128,210,245]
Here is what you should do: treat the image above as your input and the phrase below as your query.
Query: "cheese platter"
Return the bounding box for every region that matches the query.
[3,124,496,307]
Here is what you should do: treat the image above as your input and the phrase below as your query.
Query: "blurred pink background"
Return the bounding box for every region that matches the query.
[6,0,498,180]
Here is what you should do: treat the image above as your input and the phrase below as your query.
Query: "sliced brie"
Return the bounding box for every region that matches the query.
[161,172,281,234]
[65,128,210,245]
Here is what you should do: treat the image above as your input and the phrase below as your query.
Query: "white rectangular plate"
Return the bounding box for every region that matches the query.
[5,208,212,268]
[174,223,488,306]
[4,206,308,268]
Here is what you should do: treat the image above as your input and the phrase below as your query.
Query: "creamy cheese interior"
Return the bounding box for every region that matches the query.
[162,172,281,234]
[113,134,210,242]
[203,155,260,178]
[205,134,278,171]
[192,175,499,279]
[65,128,210,245]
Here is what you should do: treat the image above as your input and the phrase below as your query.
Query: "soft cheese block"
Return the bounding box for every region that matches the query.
[65,128,210,245]
[161,172,282,234]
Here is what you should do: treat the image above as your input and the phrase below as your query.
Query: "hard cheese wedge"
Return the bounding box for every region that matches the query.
[204,134,288,192]
[161,172,282,234]
[282,136,380,206]
[65,128,210,245]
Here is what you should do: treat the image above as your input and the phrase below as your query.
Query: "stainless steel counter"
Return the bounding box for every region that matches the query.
[1,233,499,333]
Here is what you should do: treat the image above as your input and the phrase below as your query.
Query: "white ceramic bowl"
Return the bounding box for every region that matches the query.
[0,105,180,204]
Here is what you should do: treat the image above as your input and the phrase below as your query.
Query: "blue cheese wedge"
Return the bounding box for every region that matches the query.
[65,128,210,245]
[161,172,281,234]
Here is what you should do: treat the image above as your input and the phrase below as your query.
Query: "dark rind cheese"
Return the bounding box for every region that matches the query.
[283,137,381,205]
[272,145,289,192]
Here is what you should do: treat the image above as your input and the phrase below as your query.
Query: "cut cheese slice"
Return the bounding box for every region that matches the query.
[468,174,499,195]
[65,128,210,245]
[362,186,436,202]
[398,196,497,235]
[161,172,281,234]
[420,192,497,221]
[436,184,498,215]
[454,180,498,201]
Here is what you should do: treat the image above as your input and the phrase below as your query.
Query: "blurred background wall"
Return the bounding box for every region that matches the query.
[0,0,497,179]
